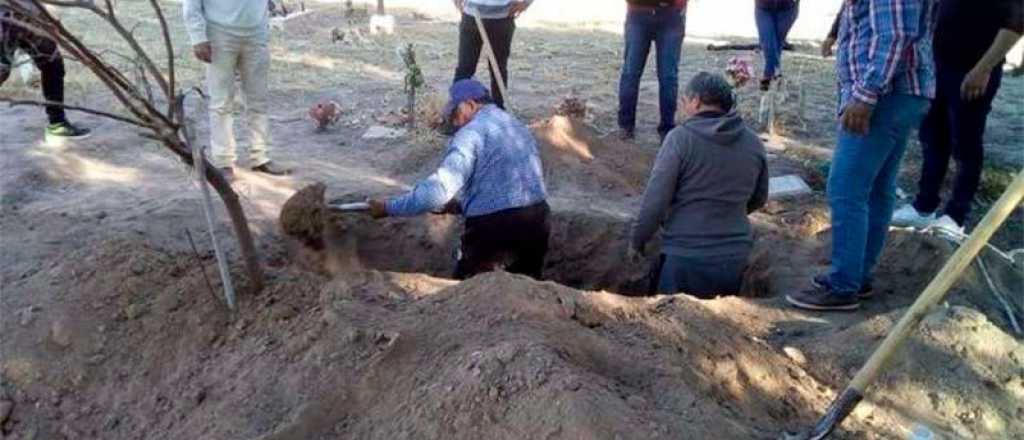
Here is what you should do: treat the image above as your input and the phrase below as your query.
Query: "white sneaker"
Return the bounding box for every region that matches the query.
[931,215,965,236]
[891,205,937,229]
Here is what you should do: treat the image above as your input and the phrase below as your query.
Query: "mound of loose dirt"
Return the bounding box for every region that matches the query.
[797,305,1024,438]
[534,115,656,198]
[6,233,1020,440]
[279,183,328,249]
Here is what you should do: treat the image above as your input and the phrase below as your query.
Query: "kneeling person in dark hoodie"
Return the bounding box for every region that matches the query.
[630,72,769,298]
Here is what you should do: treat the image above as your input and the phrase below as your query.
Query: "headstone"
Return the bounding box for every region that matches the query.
[769,174,812,199]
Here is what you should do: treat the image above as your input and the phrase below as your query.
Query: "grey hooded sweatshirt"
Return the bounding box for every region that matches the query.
[631,110,769,258]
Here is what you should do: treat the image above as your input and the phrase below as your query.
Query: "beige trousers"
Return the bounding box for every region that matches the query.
[206,26,271,169]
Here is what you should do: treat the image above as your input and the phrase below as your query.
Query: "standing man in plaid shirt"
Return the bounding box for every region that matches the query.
[787,0,938,311]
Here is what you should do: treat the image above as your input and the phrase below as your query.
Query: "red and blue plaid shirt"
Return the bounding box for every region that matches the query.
[835,0,938,110]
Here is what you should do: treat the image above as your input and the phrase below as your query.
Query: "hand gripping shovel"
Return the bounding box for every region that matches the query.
[781,169,1024,440]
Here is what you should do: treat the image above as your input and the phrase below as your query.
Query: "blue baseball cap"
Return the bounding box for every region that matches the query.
[443,79,491,120]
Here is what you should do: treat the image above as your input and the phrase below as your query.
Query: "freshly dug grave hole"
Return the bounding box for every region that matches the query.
[280,190,781,297]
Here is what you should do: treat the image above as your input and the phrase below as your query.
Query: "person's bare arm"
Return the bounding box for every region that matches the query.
[822,6,843,57]
[962,29,1023,100]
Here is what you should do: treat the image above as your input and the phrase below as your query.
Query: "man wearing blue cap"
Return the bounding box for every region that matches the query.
[368,79,550,280]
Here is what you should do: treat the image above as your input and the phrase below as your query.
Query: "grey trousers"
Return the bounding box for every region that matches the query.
[650,253,748,298]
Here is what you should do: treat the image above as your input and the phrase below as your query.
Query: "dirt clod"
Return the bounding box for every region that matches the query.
[49,318,72,348]
[280,183,328,249]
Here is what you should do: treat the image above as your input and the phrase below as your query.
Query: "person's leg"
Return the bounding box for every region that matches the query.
[912,92,953,216]
[479,17,515,109]
[862,95,931,284]
[774,5,798,74]
[659,253,746,298]
[17,29,67,124]
[826,96,914,295]
[454,14,482,83]
[648,255,666,295]
[944,68,1002,226]
[238,32,272,168]
[618,11,654,134]
[454,217,504,280]
[656,254,694,295]
[755,8,779,80]
[505,203,550,279]
[653,7,684,138]
[207,29,242,169]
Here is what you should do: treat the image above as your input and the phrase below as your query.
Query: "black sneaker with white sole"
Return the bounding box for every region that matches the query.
[45,121,92,140]
[813,274,874,299]
[786,283,860,312]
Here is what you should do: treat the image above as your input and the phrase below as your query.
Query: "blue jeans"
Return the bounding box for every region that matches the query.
[618,7,686,137]
[754,5,798,79]
[652,252,748,299]
[828,94,930,296]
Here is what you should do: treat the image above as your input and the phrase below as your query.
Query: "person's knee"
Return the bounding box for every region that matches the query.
[658,69,678,84]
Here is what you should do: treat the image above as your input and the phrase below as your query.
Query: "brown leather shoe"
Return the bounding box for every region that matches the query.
[251,161,291,176]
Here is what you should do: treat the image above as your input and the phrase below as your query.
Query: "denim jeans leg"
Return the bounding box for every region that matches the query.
[754,8,779,79]
[774,5,798,71]
[828,97,901,294]
[862,96,930,283]
[618,12,653,131]
[654,8,685,136]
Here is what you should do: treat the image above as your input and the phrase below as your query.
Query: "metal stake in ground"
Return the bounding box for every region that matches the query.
[470,9,510,111]
[781,168,1024,440]
[182,109,238,311]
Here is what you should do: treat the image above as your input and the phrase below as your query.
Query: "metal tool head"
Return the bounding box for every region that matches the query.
[327,202,370,213]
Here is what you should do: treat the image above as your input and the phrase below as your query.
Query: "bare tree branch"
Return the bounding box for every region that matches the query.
[7,0,265,293]
[38,0,96,8]
[147,0,176,117]
[0,98,152,128]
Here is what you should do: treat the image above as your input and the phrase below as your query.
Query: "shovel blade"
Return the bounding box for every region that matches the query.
[328,202,370,213]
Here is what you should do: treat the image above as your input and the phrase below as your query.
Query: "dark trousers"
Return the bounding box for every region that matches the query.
[618,7,685,137]
[913,65,1002,226]
[454,14,514,109]
[649,252,748,299]
[0,12,67,124]
[454,202,550,280]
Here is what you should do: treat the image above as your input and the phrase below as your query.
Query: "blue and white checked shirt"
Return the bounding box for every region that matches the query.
[386,105,547,218]
[464,0,533,19]
[836,0,938,110]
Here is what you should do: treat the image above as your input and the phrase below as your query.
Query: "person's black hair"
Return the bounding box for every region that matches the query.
[685,71,735,111]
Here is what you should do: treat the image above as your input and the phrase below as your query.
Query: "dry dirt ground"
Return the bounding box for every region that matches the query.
[1,4,1023,440]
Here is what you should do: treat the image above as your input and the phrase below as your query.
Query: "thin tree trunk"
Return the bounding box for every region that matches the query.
[377,0,385,15]
[209,175,264,293]
[407,89,416,128]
